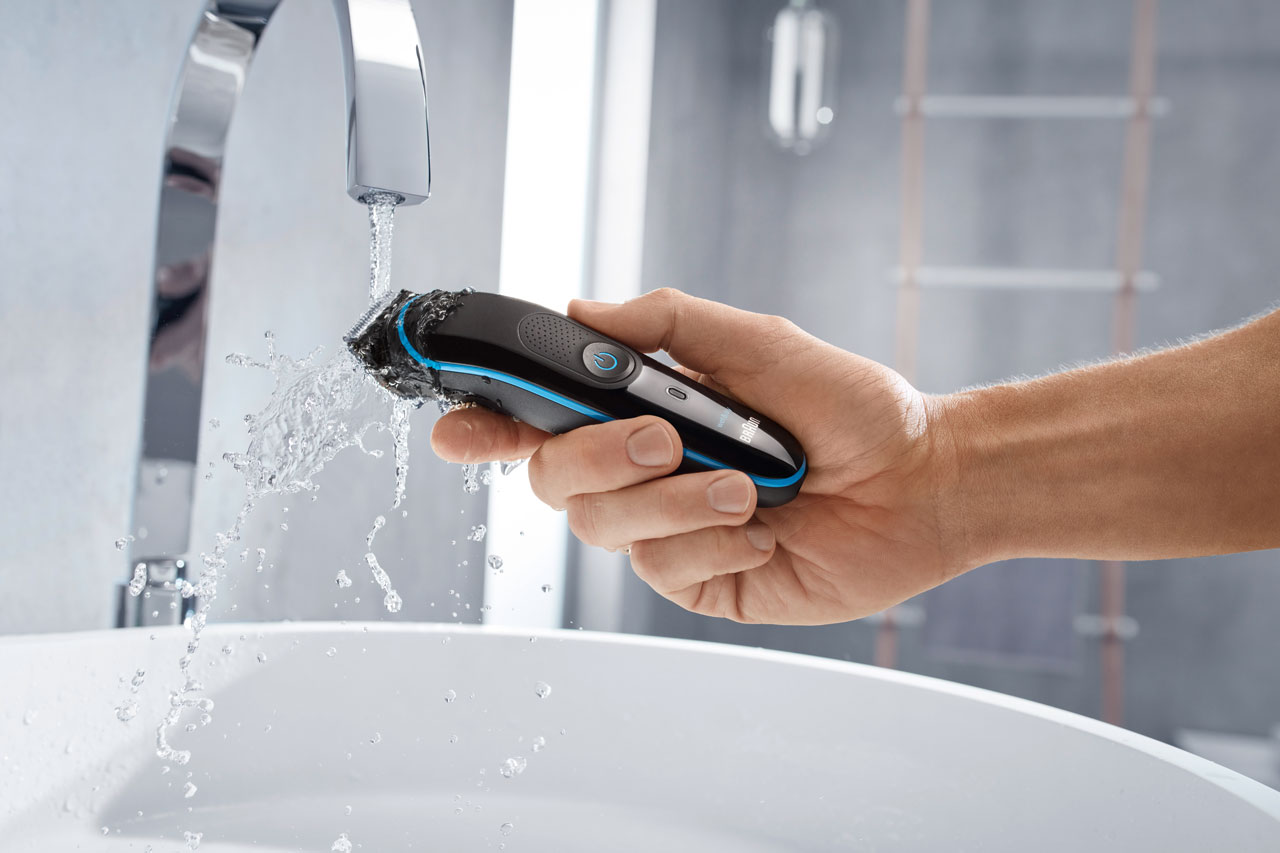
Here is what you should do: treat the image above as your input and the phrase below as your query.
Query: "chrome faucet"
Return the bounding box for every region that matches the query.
[117,0,431,627]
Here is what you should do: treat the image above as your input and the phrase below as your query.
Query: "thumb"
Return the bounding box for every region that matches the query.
[568,288,798,391]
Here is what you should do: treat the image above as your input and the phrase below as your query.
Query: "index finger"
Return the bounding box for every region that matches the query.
[430,406,550,463]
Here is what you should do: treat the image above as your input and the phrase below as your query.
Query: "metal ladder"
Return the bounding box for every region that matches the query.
[881,0,1160,727]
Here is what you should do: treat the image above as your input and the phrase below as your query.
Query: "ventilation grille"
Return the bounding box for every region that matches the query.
[518,313,595,364]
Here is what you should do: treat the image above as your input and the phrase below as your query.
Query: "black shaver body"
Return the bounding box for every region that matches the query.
[350,290,807,506]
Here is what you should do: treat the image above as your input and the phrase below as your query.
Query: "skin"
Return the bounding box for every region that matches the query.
[431,288,1280,626]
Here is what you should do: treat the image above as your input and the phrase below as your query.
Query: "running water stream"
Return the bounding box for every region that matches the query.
[143,192,414,767]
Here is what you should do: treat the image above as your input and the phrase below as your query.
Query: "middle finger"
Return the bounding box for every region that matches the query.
[566,469,758,550]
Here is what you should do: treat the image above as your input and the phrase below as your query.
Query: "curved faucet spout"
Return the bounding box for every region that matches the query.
[120,0,431,626]
[335,0,433,203]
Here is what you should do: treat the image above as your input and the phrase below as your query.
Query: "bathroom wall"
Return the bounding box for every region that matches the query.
[0,0,514,633]
[630,0,1280,744]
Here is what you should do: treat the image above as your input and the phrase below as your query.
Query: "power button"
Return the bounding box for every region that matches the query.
[582,342,633,381]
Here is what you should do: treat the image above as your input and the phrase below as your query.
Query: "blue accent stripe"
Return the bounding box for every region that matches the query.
[397,296,806,490]
[682,448,807,489]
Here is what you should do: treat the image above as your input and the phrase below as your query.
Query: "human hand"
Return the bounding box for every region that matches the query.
[431,288,966,625]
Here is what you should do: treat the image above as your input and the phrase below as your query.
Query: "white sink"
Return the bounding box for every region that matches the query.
[3,623,1278,851]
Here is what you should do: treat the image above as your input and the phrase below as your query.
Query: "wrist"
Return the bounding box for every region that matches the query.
[925,387,1010,574]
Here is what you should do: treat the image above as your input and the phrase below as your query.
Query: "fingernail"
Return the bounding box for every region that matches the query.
[744,523,774,551]
[626,423,674,467]
[706,474,751,514]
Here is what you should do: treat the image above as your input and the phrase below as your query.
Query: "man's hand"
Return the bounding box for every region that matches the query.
[430,288,965,625]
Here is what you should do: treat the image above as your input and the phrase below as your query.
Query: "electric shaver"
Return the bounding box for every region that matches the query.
[345,289,807,506]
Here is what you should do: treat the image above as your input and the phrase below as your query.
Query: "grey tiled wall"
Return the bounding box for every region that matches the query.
[630,0,1280,743]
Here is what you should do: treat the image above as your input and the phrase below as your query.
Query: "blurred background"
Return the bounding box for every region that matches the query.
[2,0,1278,787]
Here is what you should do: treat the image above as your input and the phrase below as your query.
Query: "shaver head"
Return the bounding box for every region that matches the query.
[344,288,465,400]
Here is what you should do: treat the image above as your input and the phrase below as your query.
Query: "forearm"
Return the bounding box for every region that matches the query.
[936,308,1280,569]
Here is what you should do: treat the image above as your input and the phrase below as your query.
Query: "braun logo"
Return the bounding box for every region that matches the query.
[739,417,761,445]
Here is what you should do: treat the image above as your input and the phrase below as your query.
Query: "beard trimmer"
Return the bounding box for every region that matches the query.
[345,289,807,506]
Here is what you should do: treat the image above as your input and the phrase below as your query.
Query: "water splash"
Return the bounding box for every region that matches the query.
[390,399,413,508]
[365,552,402,613]
[153,195,414,771]
[461,463,480,495]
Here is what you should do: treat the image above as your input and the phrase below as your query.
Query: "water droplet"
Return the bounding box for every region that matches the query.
[184,830,202,850]
[115,701,138,722]
[101,826,110,836]
[256,652,267,663]
[344,805,353,816]
[326,647,338,658]
[208,418,220,429]
[114,535,135,551]
[487,555,504,572]
[183,782,197,798]
[535,681,552,699]
[444,689,457,704]
[541,583,553,593]
[532,736,546,752]
[220,645,233,656]
[22,709,37,725]
[467,524,487,542]
[449,734,459,743]
[369,732,382,744]
[498,757,527,778]
[280,522,288,531]
[335,569,352,588]
[500,821,515,836]
[127,563,148,597]
[366,514,386,548]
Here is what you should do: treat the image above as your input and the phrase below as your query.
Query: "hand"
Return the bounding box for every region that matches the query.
[430,288,966,625]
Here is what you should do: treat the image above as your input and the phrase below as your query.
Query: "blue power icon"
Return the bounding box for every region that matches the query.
[583,342,632,380]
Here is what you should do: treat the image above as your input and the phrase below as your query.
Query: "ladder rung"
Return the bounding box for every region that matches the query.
[893,266,1160,292]
[895,95,1170,120]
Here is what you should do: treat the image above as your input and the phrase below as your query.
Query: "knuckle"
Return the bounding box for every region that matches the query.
[654,480,681,529]
[526,449,555,505]
[629,540,676,594]
[645,286,685,306]
[762,313,799,340]
[566,493,607,546]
